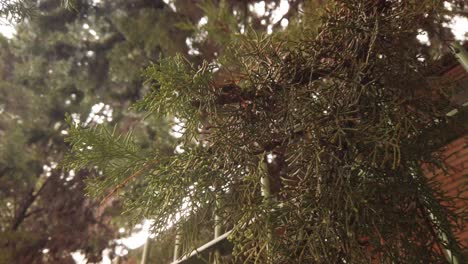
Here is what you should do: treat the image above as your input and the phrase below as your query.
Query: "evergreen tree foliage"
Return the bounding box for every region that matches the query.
[0,0,35,23]
[65,0,468,263]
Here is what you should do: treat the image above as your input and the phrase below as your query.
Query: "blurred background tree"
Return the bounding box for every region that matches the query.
[0,0,185,262]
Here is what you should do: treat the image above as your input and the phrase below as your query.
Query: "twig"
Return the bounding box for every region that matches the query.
[101,159,159,205]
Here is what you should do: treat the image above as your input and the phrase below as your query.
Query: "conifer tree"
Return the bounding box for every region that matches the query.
[63,0,467,263]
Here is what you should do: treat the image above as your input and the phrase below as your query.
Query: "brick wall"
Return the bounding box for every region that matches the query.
[423,135,468,247]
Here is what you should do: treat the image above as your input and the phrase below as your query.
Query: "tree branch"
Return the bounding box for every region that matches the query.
[10,175,51,231]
